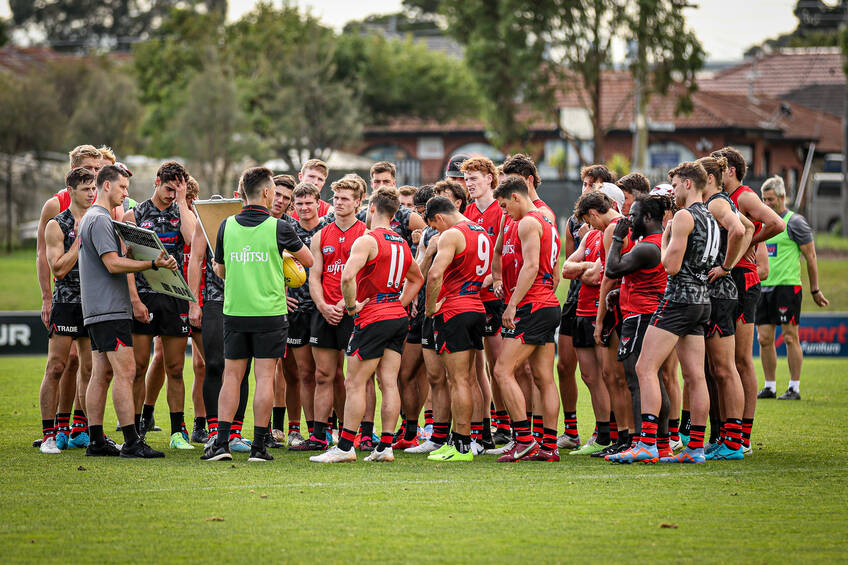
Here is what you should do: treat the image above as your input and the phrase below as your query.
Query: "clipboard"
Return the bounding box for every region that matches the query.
[192,197,244,257]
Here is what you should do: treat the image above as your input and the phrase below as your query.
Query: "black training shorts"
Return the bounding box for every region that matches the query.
[756,285,802,326]
[558,300,578,337]
[346,317,409,360]
[49,302,87,339]
[617,313,652,361]
[310,310,355,351]
[407,306,424,345]
[132,293,190,337]
[731,268,761,325]
[650,298,710,337]
[87,319,133,353]
[483,299,505,337]
[501,304,559,346]
[421,316,436,351]
[287,309,313,348]
[434,311,485,354]
[572,315,597,348]
[224,321,287,360]
[706,297,737,338]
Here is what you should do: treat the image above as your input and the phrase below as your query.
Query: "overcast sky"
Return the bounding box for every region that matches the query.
[0,0,800,62]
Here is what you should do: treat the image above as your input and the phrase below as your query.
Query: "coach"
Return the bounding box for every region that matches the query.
[202,167,313,462]
[756,176,829,401]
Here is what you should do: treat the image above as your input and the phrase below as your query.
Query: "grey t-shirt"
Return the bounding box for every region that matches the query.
[78,205,133,325]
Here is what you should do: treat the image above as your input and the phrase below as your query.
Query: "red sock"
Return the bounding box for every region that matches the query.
[639,414,658,446]
[471,422,483,441]
[609,413,618,443]
[424,410,434,427]
[431,422,449,445]
[563,411,578,438]
[741,418,753,448]
[288,420,300,434]
[56,413,71,435]
[689,425,706,449]
[514,420,533,443]
[668,419,680,442]
[495,410,510,431]
[229,420,243,441]
[542,428,557,451]
[531,414,544,439]
[724,419,743,451]
[208,417,218,436]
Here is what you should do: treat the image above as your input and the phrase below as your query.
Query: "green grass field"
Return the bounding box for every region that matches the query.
[2,355,847,564]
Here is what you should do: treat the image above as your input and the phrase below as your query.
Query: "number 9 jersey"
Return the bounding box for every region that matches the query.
[355,228,413,327]
[436,221,488,321]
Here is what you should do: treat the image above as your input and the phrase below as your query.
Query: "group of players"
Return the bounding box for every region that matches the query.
[34,142,793,463]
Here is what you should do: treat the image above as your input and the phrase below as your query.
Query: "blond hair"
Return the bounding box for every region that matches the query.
[98,145,116,164]
[69,144,101,169]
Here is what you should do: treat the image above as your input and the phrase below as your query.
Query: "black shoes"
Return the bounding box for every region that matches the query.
[121,439,165,458]
[201,444,232,461]
[190,426,209,444]
[85,441,121,457]
[492,430,512,446]
[248,446,274,462]
[757,387,777,399]
[264,432,284,449]
[778,388,801,400]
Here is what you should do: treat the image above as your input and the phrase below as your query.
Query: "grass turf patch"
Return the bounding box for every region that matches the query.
[1,355,846,563]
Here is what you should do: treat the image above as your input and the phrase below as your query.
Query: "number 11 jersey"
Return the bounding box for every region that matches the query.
[355,227,413,326]
[664,201,719,305]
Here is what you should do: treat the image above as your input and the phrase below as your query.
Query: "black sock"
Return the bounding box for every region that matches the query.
[403,418,418,440]
[253,426,268,450]
[338,428,356,451]
[134,414,142,433]
[170,412,184,436]
[482,418,493,442]
[680,410,691,435]
[453,432,471,454]
[617,429,630,446]
[194,416,206,430]
[329,412,337,431]
[142,404,155,421]
[709,416,721,443]
[90,425,105,446]
[313,421,327,443]
[360,421,374,438]
[216,421,232,447]
[273,407,286,430]
[121,424,139,445]
[597,421,611,445]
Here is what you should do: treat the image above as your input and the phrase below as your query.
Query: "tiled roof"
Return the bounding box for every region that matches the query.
[0,46,75,74]
[699,48,845,98]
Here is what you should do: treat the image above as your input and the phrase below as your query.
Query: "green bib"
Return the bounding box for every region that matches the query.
[222,215,286,317]
[762,210,802,287]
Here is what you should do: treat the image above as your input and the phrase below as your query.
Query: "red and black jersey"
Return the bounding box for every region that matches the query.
[501,211,560,311]
[728,185,762,278]
[437,221,487,321]
[576,229,603,317]
[465,199,502,302]
[356,228,413,326]
[182,242,206,308]
[620,233,667,316]
[318,219,367,306]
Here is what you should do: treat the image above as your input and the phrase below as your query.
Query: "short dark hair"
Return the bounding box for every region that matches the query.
[493,176,528,200]
[371,187,400,217]
[413,184,435,207]
[574,190,612,219]
[501,154,540,188]
[668,161,707,191]
[240,167,274,199]
[616,172,650,196]
[156,161,188,184]
[398,185,418,198]
[635,194,672,224]
[580,164,614,184]
[293,182,320,201]
[273,174,296,191]
[370,161,396,179]
[97,164,131,189]
[433,180,467,213]
[711,146,746,181]
[423,196,457,222]
[66,167,95,190]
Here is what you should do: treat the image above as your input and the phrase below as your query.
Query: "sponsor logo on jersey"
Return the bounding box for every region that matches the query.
[322,245,335,254]
[382,232,404,243]
[326,259,344,274]
[140,220,154,229]
[230,245,269,264]
[503,240,516,255]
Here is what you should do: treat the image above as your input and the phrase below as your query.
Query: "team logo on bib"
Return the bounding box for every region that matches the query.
[169,217,180,227]
[322,246,336,254]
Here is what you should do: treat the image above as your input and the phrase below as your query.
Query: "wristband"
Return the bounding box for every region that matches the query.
[151,260,159,271]
[345,304,356,312]
[811,289,820,295]
[721,265,731,273]
[611,235,624,243]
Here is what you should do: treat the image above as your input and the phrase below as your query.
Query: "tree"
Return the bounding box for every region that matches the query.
[174,57,255,196]
[9,0,227,52]
[746,0,847,57]
[227,3,362,170]
[0,72,64,251]
[333,32,481,124]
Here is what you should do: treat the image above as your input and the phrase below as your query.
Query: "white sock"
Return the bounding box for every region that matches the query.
[764,381,776,392]
[788,380,800,392]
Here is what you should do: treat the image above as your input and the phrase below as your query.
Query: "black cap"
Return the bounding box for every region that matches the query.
[445,153,471,179]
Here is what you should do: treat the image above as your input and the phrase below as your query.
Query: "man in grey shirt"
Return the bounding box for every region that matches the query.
[79,163,177,458]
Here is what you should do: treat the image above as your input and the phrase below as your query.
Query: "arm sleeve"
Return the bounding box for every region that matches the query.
[92,215,121,257]
[276,219,304,256]
[786,213,813,246]
[214,220,227,264]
